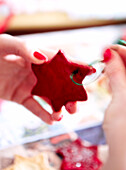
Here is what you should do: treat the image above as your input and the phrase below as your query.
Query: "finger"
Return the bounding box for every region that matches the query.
[52,111,63,121]
[104,48,126,95]
[65,101,77,114]
[110,44,126,66]
[32,50,48,64]
[22,96,54,125]
[0,34,47,64]
[33,95,63,121]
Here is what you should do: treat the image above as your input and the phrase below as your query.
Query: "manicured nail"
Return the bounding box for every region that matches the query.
[57,115,63,121]
[92,67,96,73]
[33,51,47,60]
[102,48,112,63]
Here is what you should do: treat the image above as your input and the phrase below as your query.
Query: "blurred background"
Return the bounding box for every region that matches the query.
[0,0,126,35]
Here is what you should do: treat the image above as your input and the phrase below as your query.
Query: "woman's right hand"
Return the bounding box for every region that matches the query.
[102,44,126,170]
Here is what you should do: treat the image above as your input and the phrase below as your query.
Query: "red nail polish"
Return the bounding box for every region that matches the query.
[33,51,47,60]
[102,49,112,63]
[92,67,96,73]
[57,115,63,121]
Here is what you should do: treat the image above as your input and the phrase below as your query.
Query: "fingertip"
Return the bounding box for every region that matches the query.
[22,96,54,125]
[33,51,47,61]
[65,102,77,114]
[39,113,54,125]
[46,119,54,125]
[57,115,63,121]
[31,51,48,64]
[51,111,63,121]
[102,48,112,63]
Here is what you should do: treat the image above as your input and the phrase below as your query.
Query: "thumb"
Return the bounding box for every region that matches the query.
[104,48,126,95]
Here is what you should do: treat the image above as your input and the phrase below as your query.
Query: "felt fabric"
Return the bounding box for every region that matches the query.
[31,50,94,112]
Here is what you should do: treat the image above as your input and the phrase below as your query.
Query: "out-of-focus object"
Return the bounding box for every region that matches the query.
[0,135,108,170]
[0,0,13,33]
[1,0,126,35]
[57,138,102,170]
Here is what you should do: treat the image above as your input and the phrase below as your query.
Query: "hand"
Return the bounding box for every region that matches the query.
[0,34,77,124]
[102,45,126,170]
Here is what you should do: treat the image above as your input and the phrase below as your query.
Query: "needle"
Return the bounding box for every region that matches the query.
[70,60,105,86]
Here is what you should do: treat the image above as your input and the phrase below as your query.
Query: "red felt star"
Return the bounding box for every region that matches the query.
[56,139,102,170]
[31,50,94,112]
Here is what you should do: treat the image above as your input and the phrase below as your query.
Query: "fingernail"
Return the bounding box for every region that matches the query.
[57,115,63,121]
[102,49,112,63]
[92,67,96,73]
[33,51,47,60]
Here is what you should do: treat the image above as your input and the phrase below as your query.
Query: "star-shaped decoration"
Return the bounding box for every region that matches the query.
[56,138,102,170]
[31,50,94,112]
